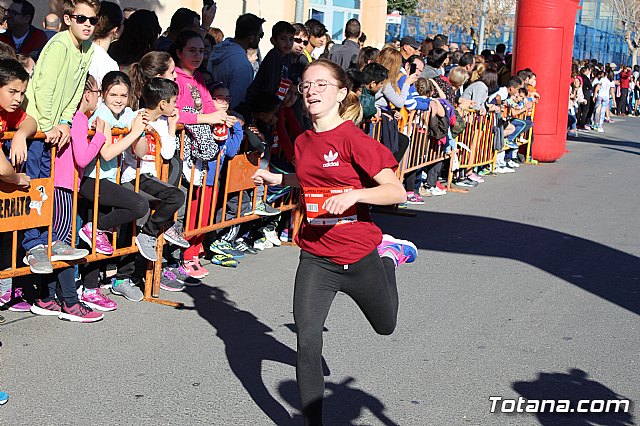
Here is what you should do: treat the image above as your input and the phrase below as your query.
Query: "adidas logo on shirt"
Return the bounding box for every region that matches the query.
[323,150,339,168]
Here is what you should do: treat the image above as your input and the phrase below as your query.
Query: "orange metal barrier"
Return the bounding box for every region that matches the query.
[397,109,449,180]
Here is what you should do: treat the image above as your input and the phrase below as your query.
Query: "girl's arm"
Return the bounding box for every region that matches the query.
[9,115,37,166]
[99,112,147,161]
[71,112,106,168]
[323,169,405,214]
[252,169,299,188]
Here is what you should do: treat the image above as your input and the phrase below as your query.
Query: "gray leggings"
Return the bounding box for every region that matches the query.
[294,249,398,425]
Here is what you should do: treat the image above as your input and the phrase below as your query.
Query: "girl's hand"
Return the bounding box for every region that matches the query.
[168,110,180,127]
[323,190,361,215]
[210,110,229,124]
[252,169,282,186]
[103,120,112,141]
[94,117,105,135]
[16,173,30,188]
[225,115,238,128]
[130,111,148,135]
[10,138,27,166]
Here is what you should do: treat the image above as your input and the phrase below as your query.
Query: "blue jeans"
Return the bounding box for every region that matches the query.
[23,140,57,251]
[507,118,532,142]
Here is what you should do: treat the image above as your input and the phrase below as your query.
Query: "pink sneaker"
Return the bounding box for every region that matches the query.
[80,222,114,255]
[59,302,103,323]
[183,258,208,279]
[0,288,31,312]
[377,234,418,268]
[81,288,118,312]
[467,172,485,183]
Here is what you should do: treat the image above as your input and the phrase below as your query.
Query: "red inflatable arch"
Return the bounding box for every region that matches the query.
[512,0,580,162]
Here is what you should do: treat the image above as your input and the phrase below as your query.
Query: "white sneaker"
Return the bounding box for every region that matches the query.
[253,237,273,251]
[596,127,605,133]
[428,186,446,196]
[507,160,520,168]
[495,167,515,174]
[262,227,281,247]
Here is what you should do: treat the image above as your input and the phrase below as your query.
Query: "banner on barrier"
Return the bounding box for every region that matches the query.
[0,178,53,232]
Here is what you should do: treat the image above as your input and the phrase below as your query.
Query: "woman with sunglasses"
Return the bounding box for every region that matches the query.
[252,59,418,425]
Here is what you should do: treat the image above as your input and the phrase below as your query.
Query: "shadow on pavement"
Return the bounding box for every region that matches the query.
[568,129,639,150]
[278,378,399,426]
[512,368,634,425]
[602,147,640,156]
[374,211,640,315]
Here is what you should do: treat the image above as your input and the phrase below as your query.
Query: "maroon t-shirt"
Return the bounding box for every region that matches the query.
[294,120,398,265]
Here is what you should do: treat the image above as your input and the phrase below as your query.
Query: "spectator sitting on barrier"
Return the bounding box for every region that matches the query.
[0,58,33,312]
[79,71,150,303]
[108,9,161,74]
[241,21,295,118]
[0,0,48,59]
[31,73,105,322]
[209,13,265,110]
[181,82,244,274]
[23,0,100,275]
[413,77,447,197]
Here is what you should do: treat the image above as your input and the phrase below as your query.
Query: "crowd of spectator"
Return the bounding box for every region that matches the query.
[0,1,540,328]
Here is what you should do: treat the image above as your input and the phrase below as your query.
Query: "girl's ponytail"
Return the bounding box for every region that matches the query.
[339,91,363,126]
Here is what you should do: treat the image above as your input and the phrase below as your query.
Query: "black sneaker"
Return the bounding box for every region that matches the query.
[233,238,258,255]
[254,202,280,217]
[454,178,478,188]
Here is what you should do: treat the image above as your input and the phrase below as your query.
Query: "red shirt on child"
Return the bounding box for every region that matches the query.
[0,108,27,133]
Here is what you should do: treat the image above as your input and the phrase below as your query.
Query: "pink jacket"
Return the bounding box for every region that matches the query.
[175,67,216,125]
[54,111,106,190]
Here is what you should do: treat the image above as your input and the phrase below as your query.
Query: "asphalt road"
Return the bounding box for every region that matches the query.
[1,118,639,425]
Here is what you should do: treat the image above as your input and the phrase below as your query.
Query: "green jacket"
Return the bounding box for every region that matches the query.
[25,31,94,132]
[360,87,377,120]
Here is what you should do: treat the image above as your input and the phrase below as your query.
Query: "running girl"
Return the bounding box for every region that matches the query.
[252,58,418,425]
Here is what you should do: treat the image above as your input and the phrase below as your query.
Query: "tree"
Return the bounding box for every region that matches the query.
[387,0,419,16]
[417,0,516,46]
[611,0,640,66]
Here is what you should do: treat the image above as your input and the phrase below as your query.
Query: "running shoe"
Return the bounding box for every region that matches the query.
[169,265,202,287]
[30,298,62,316]
[210,240,245,259]
[81,288,118,312]
[0,288,31,312]
[253,201,280,217]
[50,240,89,262]
[183,258,209,279]
[58,302,103,323]
[280,229,291,243]
[454,178,477,188]
[253,236,273,251]
[135,234,158,262]
[467,172,484,183]
[495,166,515,174]
[261,226,281,247]
[406,192,425,205]
[233,238,258,255]
[505,140,519,149]
[0,391,8,405]
[428,186,447,196]
[507,160,520,168]
[110,278,144,302]
[209,253,238,268]
[163,224,190,248]
[23,245,53,274]
[79,222,114,255]
[160,268,185,292]
[377,234,418,268]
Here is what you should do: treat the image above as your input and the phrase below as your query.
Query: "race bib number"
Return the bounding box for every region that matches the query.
[132,133,155,161]
[303,186,358,226]
[277,78,292,101]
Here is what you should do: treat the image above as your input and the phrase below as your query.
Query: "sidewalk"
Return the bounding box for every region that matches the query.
[0,119,638,425]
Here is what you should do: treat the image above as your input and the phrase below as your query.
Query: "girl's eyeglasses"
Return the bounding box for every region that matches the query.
[297,79,339,94]
[70,14,99,25]
[294,38,309,46]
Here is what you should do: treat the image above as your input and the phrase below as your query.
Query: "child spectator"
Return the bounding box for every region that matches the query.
[242,21,295,114]
[209,13,265,109]
[129,51,177,110]
[31,74,104,323]
[290,23,308,83]
[23,0,100,274]
[79,71,149,303]
[0,58,32,311]
[182,82,243,274]
[301,19,327,65]
[275,85,303,164]
[357,46,380,70]
[88,1,123,89]
[360,62,387,120]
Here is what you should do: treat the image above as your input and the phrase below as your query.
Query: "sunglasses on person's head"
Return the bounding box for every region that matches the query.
[69,14,99,25]
[294,37,309,46]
